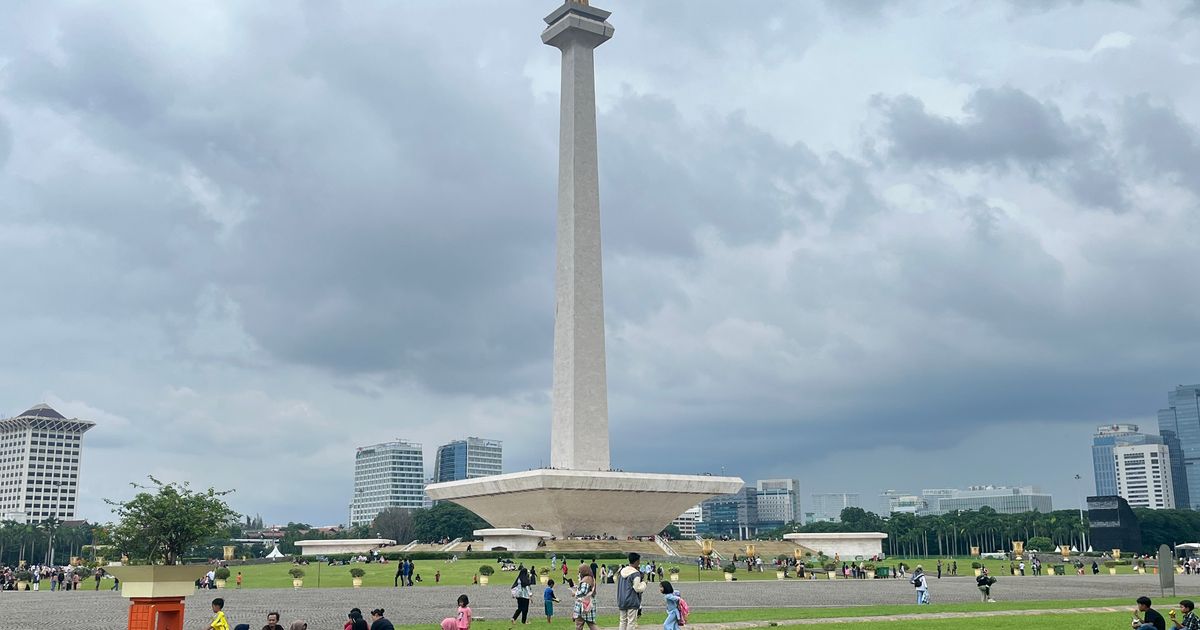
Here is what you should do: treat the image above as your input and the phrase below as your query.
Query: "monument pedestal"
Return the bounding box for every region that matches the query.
[474,528,553,551]
[428,469,742,538]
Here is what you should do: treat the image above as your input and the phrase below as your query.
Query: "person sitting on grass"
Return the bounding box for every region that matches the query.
[1134,596,1167,630]
[1170,599,1199,630]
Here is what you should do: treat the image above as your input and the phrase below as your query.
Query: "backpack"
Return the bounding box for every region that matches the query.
[677,596,689,626]
[910,574,923,588]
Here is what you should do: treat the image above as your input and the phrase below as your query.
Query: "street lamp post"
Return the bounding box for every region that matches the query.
[1074,475,1087,553]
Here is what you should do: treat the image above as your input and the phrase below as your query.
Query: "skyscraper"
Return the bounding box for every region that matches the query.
[754,479,801,528]
[432,437,503,483]
[808,493,860,522]
[1092,424,1161,496]
[1114,443,1175,509]
[1158,385,1200,509]
[0,404,95,523]
[349,440,425,526]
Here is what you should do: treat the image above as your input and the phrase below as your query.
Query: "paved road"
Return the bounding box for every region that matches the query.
[2,574,1192,629]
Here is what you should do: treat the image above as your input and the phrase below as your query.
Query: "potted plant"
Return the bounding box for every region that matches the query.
[722,562,736,582]
[669,567,680,582]
[214,567,230,589]
[540,567,550,584]
[1103,561,1118,575]
[479,564,494,586]
[862,562,876,579]
[289,568,305,589]
[971,561,983,577]
[14,569,32,591]
[350,567,366,588]
[823,561,837,580]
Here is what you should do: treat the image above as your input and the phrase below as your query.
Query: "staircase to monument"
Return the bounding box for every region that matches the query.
[439,537,463,552]
[654,535,680,557]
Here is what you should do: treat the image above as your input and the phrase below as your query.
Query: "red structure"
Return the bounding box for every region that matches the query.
[126,597,186,630]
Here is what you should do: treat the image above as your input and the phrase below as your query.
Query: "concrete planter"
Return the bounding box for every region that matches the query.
[724,572,733,582]
[215,579,226,589]
[1109,568,1117,575]
[16,581,28,591]
[540,575,549,585]
[352,578,363,588]
[480,576,490,586]
[292,579,303,588]
[974,569,982,577]
[1047,567,1055,576]
[669,573,680,582]
[106,565,209,599]
[827,571,836,580]
[776,571,785,580]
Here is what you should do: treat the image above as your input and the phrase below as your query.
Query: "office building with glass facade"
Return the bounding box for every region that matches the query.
[935,485,1052,514]
[754,479,800,529]
[1092,424,1161,496]
[349,440,425,526]
[808,493,860,522]
[1159,385,1200,510]
[1114,443,1175,509]
[432,437,502,483]
[697,487,758,539]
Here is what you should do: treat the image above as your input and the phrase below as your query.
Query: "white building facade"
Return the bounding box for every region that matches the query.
[0,404,95,523]
[672,505,702,537]
[755,479,801,527]
[349,440,425,526]
[433,437,503,483]
[1115,443,1175,509]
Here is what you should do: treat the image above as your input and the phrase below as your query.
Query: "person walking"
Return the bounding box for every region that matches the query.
[617,553,647,630]
[442,594,472,630]
[209,598,230,630]
[661,582,683,630]
[910,565,930,605]
[936,559,942,579]
[545,579,560,623]
[573,565,598,630]
[395,560,405,588]
[510,567,534,627]
[345,609,368,630]
[976,568,996,603]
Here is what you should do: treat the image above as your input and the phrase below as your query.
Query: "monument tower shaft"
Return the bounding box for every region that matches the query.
[542,3,614,471]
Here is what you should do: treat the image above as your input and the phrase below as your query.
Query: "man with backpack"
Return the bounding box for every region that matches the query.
[617,553,648,630]
[976,567,997,602]
[910,565,930,604]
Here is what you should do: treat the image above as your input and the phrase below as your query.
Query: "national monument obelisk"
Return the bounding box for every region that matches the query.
[426,1,742,543]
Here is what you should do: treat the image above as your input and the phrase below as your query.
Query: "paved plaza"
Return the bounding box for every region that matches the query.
[2,574,1193,629]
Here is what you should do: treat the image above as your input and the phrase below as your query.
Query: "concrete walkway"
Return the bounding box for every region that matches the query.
[685,606,1128,628]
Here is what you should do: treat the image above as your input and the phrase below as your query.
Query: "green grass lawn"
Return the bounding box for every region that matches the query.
[225,554,1157,589]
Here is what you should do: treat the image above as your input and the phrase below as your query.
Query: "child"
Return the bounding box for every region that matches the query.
[442,595,471,630]
[544,578,560,623]
[662,582,682,630]
[209,598,230,630]
[236,572,243,589]
[436,570,441,584]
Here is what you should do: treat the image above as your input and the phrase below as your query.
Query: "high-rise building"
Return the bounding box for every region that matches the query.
[1092,424,1161,496]
[754,479,800,528]
[808,493,860,522]
[1114,443,1175,509]
[697,488,759,539]
[432,437,503,483]
[349,440,425,527]
[672,505,702,538]
[934,485,1052,514]
[1159,385,1200,510]
[0,404,95,523]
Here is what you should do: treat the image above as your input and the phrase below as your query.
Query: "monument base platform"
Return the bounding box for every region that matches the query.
[783,532,888,559]
[474,528,553,551]
[427,469,743,538]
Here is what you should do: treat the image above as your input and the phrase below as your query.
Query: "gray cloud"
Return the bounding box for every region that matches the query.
[874,87,1128,210]
[0,0,1196,524]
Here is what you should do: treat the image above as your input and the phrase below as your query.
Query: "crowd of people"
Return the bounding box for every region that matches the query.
[0,563,116,591]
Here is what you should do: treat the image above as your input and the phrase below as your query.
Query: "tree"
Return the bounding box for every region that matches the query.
[659,524,682,539]
[105,476,238,565]
[410,503,488,542]
[371,508,415,544]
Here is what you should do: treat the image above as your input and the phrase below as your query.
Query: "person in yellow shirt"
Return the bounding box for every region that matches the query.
[210,598,230,630]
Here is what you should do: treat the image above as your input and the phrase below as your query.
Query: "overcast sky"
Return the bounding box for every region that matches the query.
[2,1,1198,526]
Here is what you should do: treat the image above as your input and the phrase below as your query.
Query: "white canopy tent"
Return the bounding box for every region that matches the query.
[265,545,285,560]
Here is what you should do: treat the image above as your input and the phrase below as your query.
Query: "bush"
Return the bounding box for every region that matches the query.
[539,567,549,575]
[14,569,33,581]
[971,562,983,569]
[350,567,366,578]
[668,567,680,574]
[214,567,231,580]
[1027,537,1052,552]
[721,563,736,574]
[479,565,495,576]
[288,568,305,579]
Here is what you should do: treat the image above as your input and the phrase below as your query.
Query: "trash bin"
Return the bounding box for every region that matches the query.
[875,567,891,579]
[1052,565,1066,575]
